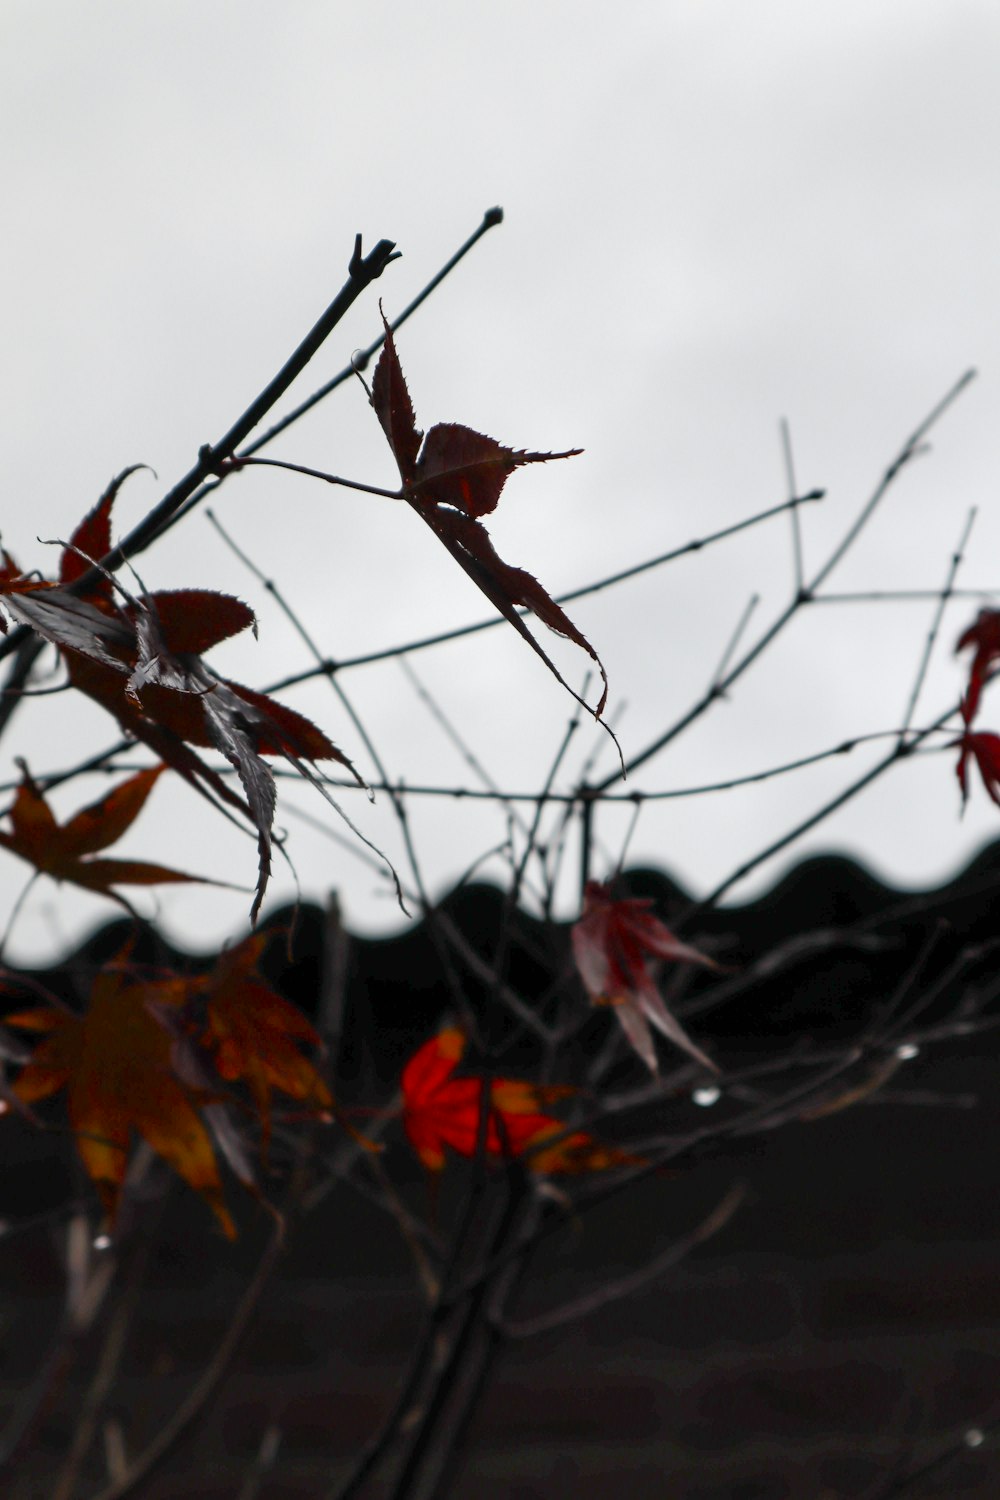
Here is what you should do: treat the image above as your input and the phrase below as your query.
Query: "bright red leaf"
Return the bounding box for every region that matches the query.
[572,880,719,1075]
[369,311,609,719]
[401,1026,634,1174]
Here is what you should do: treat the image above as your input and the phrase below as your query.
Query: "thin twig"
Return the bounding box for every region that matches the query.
[510,686,587,911]
[781,416,805,595]
[811,586,999,604]
[433,910,550,1041]
[503,1182,746,1339]
[235,1424,283,1500]
[170,725,929,805]
[325,1156,499,1500]
[221,455,402,501]
[50,1220,157,1500]
[898,507,976,738]
[384,1177,531,1500]
[709,594,760,693]
[590,369,975,791]
[399,655,529,839]
[686,707,957,916]
[815,370,976,593]
[203,506,407,911]
[0,231,401,747]
[443,1039,894,1310]
[267,489,826,689]
[88,1224,284,1500]
[223,208,503,462]
[872,1414,999,1497]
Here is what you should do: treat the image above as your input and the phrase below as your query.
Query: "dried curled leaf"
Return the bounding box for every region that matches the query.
[370,311,609,719]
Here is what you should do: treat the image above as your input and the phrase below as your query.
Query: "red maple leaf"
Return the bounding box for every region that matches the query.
[956,608,1000,724]
[571,880,719,1075]
[401,1027,633,1174]
[369,311,609,720]
[954,729,1000,810]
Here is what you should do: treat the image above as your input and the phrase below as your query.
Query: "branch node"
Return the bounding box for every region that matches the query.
[349,235,400,282]
[197,444,229,479]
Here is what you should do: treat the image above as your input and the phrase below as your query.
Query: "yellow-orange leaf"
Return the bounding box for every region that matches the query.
[9,963,235,1236]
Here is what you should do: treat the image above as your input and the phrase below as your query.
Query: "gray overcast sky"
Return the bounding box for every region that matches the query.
[2,1,999,962]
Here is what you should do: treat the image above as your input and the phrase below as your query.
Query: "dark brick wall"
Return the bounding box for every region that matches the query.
[3,846,999,1497]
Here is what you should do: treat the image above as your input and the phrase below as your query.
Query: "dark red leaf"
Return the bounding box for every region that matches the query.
[0,486,372,923]
[956,608,1000,725]
[414,422,582,519]
[369,311,608,720]
[371,314,422,477]
[954,729,1000,809]
[421,502,609,717]
[59,466,149,593]
[139,589,256,656]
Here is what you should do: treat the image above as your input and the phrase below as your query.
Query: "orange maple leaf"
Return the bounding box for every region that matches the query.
[572,880,719,1075]
[169,932,334,1162]
[0,762,224,911]
[8,959,235,1237]
[401,1027,634,1174]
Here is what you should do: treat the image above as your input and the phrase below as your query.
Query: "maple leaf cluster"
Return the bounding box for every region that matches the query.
[0,471,364,922]
[6,933,334,1238]
[0,315,612,926]
[954,610,1000,809]
[0,298,633,1240]
[4,971,635,1236]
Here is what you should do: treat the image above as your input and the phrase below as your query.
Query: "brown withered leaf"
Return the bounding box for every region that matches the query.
[171,932,334,1162]
[0,763,226,911]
